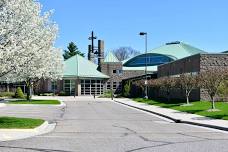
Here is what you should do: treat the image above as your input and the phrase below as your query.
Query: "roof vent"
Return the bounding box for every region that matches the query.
[166,41,180,45]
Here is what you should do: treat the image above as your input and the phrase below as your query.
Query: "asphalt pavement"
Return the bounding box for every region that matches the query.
[0,96,228,152]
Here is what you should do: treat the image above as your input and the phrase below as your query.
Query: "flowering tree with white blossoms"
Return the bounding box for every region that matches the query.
[0,0,63,100]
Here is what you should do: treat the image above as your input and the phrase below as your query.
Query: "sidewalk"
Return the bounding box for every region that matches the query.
[0,121,56,142]
[114,98,228,131]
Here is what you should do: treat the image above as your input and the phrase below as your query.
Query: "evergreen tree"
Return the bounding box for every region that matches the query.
[123,81,131,97]
[15,87,25,99]
[63,42,85,60]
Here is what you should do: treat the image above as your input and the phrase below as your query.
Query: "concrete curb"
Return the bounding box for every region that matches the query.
[180,120,228,131]
[114,100,181,123]
[2,100,66,108]
[0,121,56,142]
[114,99,228,132]
[0,103,6,107]
[58,100,66,107]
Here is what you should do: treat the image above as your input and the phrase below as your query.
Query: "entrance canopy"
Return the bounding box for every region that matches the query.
[63,54,109,79]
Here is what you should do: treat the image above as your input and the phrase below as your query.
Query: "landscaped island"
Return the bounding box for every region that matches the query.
[133,98,228,120]
[7,99,61,105]
[0,117,44,129]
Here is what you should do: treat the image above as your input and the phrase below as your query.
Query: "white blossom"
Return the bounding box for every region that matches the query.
[0,0,63,83]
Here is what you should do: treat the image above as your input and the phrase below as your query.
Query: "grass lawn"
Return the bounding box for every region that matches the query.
[0,117,44,129]
[7,99,61,105]
[133,98,228,120]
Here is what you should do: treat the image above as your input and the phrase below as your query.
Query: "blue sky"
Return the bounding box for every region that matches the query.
[39,0,228,54]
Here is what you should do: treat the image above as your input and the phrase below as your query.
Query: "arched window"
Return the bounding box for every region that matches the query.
[123,53,174,67]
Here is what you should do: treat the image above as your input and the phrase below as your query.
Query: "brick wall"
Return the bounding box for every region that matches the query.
[157,54,228,101]
[158,54,201,77]
[122,70,145,79]
[100,62,146,93]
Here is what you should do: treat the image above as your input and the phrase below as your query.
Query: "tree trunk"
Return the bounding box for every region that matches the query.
[26,79,32,101]
[186,90,190,105]
[212,96,216,109]
[167,89,170,102]
[186,95,190,105]
[6,83,9,92]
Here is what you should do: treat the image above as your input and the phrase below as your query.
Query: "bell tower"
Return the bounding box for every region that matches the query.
[87,31,105,71]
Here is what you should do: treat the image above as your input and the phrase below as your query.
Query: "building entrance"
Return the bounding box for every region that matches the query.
[81,79,104,96]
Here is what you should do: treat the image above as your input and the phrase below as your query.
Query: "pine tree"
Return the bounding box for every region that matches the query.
[63,42,85,60]
[15,87,25,99]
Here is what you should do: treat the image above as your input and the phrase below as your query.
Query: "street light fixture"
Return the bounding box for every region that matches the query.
[139,32,148,99]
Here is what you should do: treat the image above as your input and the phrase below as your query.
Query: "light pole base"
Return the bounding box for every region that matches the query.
[144,96,148,99]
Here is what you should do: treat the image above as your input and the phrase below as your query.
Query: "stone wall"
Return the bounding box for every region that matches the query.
[200,54,228,100]
[200,54,228,72]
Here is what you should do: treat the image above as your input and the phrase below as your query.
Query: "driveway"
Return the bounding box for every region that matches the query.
[0,96,228,152]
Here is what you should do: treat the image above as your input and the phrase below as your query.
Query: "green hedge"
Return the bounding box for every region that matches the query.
[0,92,15,98]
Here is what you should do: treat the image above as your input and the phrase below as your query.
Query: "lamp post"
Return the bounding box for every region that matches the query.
[139,32,148,99]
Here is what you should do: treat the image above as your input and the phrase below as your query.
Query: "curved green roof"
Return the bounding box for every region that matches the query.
[63,55,109,79]
[104,52,120,62]
[149,41,206,59]
[122,41,207,72]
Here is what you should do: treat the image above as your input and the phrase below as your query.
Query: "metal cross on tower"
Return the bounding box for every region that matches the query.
[88,31,97,53]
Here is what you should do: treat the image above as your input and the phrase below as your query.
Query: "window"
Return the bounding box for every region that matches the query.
[113,70,117,74]
[81,79,104,95]
[123,54,174,67]
[117,70,123,75]
[64,80,75,95]
[107,82,111,90]
[113,82,117,90]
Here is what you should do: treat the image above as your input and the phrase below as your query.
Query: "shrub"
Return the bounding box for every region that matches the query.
[0,92,15,98]
[58,91,67,96]
[218,80,228,98]
[14,87,25,99]
[123,81,131,97]
[99,90,112,98]
[40,93,54,96]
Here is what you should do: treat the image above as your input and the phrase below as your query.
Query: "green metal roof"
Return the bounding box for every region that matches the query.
[63,55,109,79]
[149,41,206,59]
[122,41,207,72]
[104,52,120,62]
